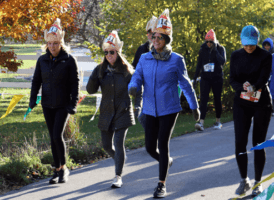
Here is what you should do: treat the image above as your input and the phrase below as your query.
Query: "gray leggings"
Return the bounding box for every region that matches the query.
[101,127,128,176]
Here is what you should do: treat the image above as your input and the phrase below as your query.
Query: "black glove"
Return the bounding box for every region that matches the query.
[192,108,200,122]
[193,80,197,89]
[29,101,37,109]
[67,105,76,115]
[129,87,137,97]
[134,107,141,119]
[211,42,217,51]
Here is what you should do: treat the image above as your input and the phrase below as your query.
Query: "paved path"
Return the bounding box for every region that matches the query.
[1,119,274,200]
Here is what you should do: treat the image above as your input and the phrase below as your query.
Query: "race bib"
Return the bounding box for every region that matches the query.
[203,63,214,72]
[240,89,262,103]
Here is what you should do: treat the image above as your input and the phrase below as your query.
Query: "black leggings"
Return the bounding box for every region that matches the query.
[233,102,271,181]
[43,107,69,168]
[145,113,179,181]
[200,77,223,119]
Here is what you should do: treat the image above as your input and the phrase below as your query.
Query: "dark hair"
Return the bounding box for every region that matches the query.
[152,32,171,44]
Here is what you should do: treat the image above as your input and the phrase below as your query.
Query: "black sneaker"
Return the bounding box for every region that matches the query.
[154,182,166,198]
[49,170,59,184]
[58,167,70,183]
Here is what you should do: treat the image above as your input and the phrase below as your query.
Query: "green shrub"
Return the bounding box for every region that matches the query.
[40,151,54,166]
[0,159,30,183]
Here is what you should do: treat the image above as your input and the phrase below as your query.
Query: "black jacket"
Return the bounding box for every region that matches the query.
[194,42,226,80]
[86,62,142,131]
[132,41,150,69]
[30,49,79,111]
[230,46,272,108]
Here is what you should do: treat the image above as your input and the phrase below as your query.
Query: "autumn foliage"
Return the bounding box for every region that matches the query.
[0,0,83,72]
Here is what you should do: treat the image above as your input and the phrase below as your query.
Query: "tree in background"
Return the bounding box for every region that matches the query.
[0,0,83,72]
[86,0,274,109]
[72,0,104,49]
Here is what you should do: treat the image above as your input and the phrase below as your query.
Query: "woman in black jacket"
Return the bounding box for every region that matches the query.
[86,30,141,188]
[193,29,226,131]
[230,25,272,197]
[132,15,157,129]
[29,19,79,184]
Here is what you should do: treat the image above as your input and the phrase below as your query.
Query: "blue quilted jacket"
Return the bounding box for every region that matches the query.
[128,51,198,117]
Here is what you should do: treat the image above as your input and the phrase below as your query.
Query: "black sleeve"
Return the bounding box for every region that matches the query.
[193,49,203,80]
[69,56,80,109]
[253,53,272,91]
[132,45,144,69]
[86,65,100,94]
[229,52,244,92]
[29,57,42,109]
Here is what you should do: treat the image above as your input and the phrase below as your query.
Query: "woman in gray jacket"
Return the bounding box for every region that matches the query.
[86,30,141,188]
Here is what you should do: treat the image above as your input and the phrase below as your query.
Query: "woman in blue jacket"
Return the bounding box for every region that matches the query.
[128,9,200,198]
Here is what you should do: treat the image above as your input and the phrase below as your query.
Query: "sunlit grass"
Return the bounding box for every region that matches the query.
[0,88,233,150]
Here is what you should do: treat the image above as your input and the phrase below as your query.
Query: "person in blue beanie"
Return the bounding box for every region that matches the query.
[230,25,272,197]
[262,38,274,116]
[128,9,200,198]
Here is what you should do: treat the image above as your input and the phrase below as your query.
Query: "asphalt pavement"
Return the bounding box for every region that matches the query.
[1,118,274,200]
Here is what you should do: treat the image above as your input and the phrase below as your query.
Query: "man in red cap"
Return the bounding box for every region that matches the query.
[193,29,226,131]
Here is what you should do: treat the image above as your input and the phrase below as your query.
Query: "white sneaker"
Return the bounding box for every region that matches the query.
[252,181,263,196]
[235,178,251,195]
[214,122,222,130]
[195,122,204,131]
[111,175,123,188]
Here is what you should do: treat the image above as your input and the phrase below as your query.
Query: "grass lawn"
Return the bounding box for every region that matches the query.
[0,88,233,150]
[0,74,32,82]
[20,60,37,69]
[1,44,42,55]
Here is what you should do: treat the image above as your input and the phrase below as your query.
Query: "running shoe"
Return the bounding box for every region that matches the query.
[214,122,222,130]
[235,178,251,195]
[49,170,59,184]
[58,167,70,183]
[154,182,166,198]
[252,181,263,196]
[111,175,123,188]
[195,122,204,131]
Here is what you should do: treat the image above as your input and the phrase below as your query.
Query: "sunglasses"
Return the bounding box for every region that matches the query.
[206,41,214,44]
[104,50,115,55]
[152,36,164,41]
